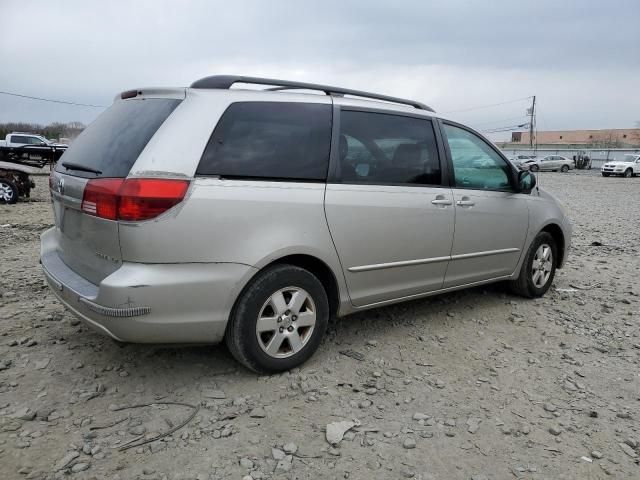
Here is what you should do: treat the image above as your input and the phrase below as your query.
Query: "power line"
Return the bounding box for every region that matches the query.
[0,90,107,108]
[472,115,530,127]
[481,123,529,134]
[442,96,533,114]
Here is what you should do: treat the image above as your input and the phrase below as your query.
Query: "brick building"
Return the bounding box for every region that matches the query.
[510,128,640,147]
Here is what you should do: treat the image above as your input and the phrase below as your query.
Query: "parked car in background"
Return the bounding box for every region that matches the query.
[41,75,572,372]
[508,154,536,168]
[0,132,66,203]
[0,132,67,173]
[521,155,573,172]
[0,132,67,149]
[601,154,640,178]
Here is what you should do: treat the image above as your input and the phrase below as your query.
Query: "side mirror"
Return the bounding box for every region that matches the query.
[517,170,536,194]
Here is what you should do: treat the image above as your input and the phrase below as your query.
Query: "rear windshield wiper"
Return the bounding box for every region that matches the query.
[61,162,102,175]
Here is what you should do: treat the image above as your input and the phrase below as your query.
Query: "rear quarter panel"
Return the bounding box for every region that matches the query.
[118,178,349,302]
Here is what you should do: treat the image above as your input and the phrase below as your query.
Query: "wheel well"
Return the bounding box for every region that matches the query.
[269,255,340,318]
[542,224,565,268]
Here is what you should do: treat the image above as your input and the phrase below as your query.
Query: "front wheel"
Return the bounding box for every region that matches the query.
[225,264,329,373]
[509,232,557,298]
[529,164,539,172]
[602,173,610,177]
[0,179,19,204]
[560,165,569,173]
[624,169,633,178]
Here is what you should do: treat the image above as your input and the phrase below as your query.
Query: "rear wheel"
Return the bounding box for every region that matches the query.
[624,168,633,178]
[0,179,18,204]
[509,232,557,298]
[529,164,539,172]
[560,165,569,173]
[225,264,329,373]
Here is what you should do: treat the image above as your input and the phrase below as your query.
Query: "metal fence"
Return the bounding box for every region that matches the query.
[499,148,640,168]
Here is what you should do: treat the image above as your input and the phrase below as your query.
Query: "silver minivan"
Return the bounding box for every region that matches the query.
[41,76,572,372]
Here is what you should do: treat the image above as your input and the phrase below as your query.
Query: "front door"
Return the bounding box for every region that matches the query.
[325,108,454,307]
[440,122,529,287]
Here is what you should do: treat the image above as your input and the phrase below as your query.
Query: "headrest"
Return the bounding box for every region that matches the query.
[392,143,420,167]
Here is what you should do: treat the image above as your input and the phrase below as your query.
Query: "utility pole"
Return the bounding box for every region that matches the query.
[528,95,536,149]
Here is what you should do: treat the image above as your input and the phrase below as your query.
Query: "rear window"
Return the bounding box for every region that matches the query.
[197,102,332,181]
[56,98,181,178]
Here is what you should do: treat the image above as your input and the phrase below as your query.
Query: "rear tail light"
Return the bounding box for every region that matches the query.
[81,178,190,221]
[81,178,123,220]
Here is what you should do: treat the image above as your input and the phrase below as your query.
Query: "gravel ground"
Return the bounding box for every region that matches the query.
[1,172,639,480]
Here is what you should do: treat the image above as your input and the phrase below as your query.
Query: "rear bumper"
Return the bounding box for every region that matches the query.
[40,228,255,344]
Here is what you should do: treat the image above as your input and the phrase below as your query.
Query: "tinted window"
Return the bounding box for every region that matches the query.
[443,124,512,190]
[55,98,181,178]
[197,102,331,181]
[338,110,441,185]
[11,136,27,144]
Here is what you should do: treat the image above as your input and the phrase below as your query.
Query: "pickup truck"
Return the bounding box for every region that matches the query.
[0,132,67,204]
[0,132,68,149]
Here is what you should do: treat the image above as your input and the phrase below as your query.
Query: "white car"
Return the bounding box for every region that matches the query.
[521,155,574,172]
[0,132,67,149]
[509,155,537,168]
[601,154,640,178]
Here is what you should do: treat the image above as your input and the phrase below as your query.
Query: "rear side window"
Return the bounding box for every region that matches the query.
[338,110,441,185]
[56,98,181,178]
[197,102,331,181]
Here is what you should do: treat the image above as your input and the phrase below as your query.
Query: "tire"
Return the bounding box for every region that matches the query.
[624,168,633,178]
[225,264,329,373]
[602,173,610,177]
[560,165,569,173]
[0,179,18,204]
[529,164,539,172]
[509,232,557,298]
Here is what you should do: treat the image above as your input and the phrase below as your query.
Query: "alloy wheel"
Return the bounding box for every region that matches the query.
[0,182,15,203]
[532,244,553,288]
[255,287,316,358]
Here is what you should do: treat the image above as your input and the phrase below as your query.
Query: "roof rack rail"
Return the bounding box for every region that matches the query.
[189,75,434,112]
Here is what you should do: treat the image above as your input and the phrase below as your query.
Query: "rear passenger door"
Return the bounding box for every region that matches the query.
[325,107,454,307]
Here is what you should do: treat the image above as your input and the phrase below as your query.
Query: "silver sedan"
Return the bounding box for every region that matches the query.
[521,155,574,172]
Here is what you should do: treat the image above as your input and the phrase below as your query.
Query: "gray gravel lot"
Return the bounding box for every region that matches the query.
[1,172,639,480]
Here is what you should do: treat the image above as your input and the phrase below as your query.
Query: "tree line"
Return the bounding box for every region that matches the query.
[0,121,85,141]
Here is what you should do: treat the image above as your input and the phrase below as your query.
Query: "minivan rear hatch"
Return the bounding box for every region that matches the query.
[49,93,183,285]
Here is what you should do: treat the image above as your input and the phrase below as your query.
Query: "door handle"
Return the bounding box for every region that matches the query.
[431,198,453,206]
[456,197,475,207]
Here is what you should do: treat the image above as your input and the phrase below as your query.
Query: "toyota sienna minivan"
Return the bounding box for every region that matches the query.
[41,75,571,372]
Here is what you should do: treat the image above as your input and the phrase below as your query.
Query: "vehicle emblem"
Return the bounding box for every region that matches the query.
[57,177,65,195]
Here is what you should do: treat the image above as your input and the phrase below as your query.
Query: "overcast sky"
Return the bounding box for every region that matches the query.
[1,0,639,140]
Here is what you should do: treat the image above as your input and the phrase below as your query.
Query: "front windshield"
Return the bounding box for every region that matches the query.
[623,155,639,162]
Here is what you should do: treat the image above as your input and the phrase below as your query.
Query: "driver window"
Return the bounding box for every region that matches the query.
[443,124,512,190]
